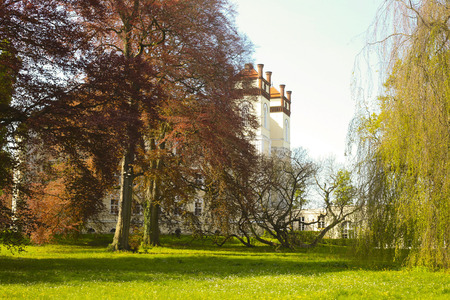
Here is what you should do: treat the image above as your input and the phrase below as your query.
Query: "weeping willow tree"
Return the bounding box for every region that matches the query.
[350,0,450,269]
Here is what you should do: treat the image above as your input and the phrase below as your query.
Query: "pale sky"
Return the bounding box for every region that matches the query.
[232,0,383,163]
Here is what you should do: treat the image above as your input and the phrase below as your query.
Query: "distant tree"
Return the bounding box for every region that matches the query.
[350,0,450,269]
[248,149,317,248]
[314,162,361,245]
[210,149,361,249]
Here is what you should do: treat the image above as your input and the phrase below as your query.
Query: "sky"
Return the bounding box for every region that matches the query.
[232,0,383,163]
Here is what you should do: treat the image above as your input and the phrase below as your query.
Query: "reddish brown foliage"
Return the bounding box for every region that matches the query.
[26,160,109,244]
[1,0,255,248]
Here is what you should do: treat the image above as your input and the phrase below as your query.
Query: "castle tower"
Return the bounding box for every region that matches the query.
[269,84,291,155]
[239,63,291,156]
[240,63,272,155]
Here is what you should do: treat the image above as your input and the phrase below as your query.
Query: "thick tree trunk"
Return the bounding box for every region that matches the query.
[110,148,134,251]
[110,13,140,251]
[142,132,165,246]
[149,200,160,246]
[143,176,162,246]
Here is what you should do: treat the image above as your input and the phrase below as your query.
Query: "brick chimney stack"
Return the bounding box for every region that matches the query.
[286,91,292,102]
[257,64,264,89]
[280,84,285,97]
[280,84,285,107]
[257,64,264,78]
[265,71,272,85]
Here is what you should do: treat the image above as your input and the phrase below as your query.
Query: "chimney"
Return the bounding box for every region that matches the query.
[257,64,264,89]
[265,71,272,85]
[257,64,264,78]
[280,84,285,108]
[286,91,292,102]
[280,84,286,98]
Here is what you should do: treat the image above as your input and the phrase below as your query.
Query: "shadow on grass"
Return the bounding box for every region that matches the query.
[0,250,400,286]
[0,233,404,286]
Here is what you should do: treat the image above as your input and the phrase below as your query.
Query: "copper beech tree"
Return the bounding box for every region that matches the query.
[1,0,254,249]
[0,0,110,247]
[72,0,254,250]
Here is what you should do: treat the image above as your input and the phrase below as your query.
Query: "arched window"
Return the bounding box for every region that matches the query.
[263,103,268,128]
[285,119,289,142]
[241,103,250,127]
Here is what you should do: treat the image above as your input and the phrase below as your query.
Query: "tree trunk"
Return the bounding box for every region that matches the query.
[142,127,166,246]
[11,135,25,230]
[143,178,162,246]
[142,189,151,245]
[149,200,160,246]
[11,157,23,217]
[300,219,343,249]
[110,148,134,251]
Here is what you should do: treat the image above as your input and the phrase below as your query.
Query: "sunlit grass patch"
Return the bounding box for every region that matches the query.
[0,235,448,299]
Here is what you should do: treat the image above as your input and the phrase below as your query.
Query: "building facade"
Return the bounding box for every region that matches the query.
[239,63,291,156]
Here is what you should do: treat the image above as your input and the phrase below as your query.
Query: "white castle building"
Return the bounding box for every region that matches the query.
[239,63,291,156]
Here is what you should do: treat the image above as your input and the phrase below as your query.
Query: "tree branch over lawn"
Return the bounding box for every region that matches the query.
[214,149,363,249]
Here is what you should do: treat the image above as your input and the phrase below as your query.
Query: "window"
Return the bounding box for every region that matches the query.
[299,216,305,231]
[241,103,250,127]
[318,216,325,229]
[194,202,202,216]
[110,199,119,215]
[285,119,289,142]
[342,221,352,239]
[263,103,268,128]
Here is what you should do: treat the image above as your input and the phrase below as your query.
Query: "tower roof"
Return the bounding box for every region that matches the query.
[270,86,280,98]
[239,63,259,78]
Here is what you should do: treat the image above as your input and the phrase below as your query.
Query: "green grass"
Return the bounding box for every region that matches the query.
[0,235,448,299]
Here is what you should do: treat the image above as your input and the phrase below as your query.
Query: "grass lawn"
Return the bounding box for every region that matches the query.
[0,235,448,299]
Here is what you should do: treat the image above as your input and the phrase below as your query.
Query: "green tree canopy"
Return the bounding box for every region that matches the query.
[351,0,450,269]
